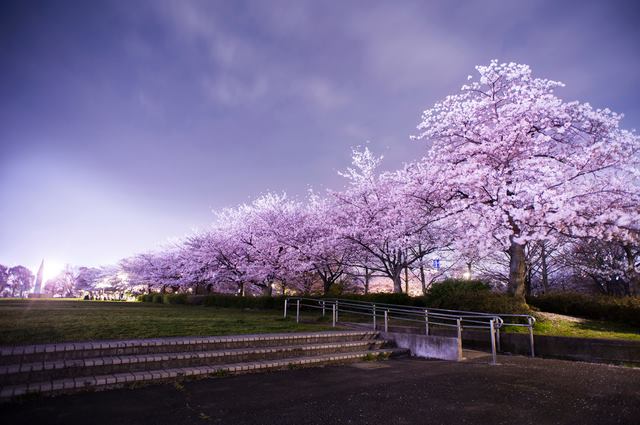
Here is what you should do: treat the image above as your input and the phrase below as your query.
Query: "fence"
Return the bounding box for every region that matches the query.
[284,297,536,364]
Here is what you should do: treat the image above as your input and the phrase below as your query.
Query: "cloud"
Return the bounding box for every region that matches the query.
[295,77,348,110]
[202,75,269,106]
[3,0,639,268]
[347,3,473,92]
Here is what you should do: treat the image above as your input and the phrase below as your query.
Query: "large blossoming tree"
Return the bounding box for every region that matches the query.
[414,60,640,299]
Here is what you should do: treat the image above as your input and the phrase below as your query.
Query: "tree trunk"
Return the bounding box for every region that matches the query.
[262,283,273,296]
[323,279,332,295]
[540,244,549,293]
[420,265,427,295]
[364,267,370,295]
[318,270,333,296]
[508,241,527,301]
[623,244,639,295]
[404,265,409,294]
[392,267,403,294]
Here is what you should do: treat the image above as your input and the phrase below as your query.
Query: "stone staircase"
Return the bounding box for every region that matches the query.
[0,330,405,401]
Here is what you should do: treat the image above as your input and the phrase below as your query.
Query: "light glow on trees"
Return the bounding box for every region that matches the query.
[14,61,637,299]
[42,260,65,284]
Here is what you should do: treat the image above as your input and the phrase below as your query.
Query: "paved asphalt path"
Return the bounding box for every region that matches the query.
[1,355,639,425]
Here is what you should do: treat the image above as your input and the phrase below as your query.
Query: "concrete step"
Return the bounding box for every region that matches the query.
[0,340,386,386]
[0,331,378,365]
[0,348,408,400]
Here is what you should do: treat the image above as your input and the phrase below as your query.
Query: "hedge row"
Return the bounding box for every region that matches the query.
[137,293,190,305]
[528,293,640,326]
[424,280,530,314]
[138,280,529,315]
[323,281,529,314]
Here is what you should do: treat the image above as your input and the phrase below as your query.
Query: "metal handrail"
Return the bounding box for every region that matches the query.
[283,297,536,364]
[324,298,535,326]
[325,298,502,316]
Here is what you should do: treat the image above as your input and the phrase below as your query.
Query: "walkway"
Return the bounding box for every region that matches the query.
[1,355,638,424]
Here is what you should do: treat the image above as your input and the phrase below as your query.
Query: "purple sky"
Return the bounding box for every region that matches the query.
[2,0,639,271]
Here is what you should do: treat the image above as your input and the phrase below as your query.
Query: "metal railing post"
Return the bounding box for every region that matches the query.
[332,303,336,327]
[372,304,376,330]
[528,316,535,358]
[425,310,430,336]
[496,327,501,352]
[296,299,300,323]
[384,310,388,333]
[283,298,288,318]
[335,300,339,322]
[456,318,462,342]
[322,301,325,317]
[489,319,497,365]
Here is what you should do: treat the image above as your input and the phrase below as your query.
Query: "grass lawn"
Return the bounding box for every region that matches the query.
[0,299,334,346]
[524,312,640,341]
[323,309,640,341]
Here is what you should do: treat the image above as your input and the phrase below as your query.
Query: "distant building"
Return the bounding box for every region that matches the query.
[28,259,46,298]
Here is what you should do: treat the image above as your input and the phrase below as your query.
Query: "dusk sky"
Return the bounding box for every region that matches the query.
[1,0,639,271]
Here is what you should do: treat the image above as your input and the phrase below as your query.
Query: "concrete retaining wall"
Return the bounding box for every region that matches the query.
[374,323,640,366]
[381,331,462,361]
[499,333,640,365]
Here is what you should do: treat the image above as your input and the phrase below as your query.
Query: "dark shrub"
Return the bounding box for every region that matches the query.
[138,293,286,309]
[329,293,423,307]
[163,293,188,304]
[199,295,286,310]
[425,279,530,314]
[136,281,529,315]
[528,292,640,326]
[325,282,346,297]
[319,282,528,314]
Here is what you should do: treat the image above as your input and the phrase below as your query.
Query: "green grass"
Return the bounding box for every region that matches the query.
[316,307,640,341]
[504,312,640,341]
[5,299,635,346]
[0,299,335,345]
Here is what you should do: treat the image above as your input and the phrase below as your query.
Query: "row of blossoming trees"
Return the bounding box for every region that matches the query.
[116,62,639,301]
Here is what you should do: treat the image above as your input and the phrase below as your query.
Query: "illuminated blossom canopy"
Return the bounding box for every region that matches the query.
[414,60,640,297]
[109,61,640,298]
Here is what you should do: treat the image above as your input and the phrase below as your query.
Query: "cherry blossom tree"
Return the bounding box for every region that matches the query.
[0,264,8,297]
[414,60,640,299]
[184,192,358,296]
[7,265,34,297]
[121,250,187,294]
[74,267,104,295]
[190,193,314,296]
[333,148,448,293]
[227,194,308,295]
[185,227,252,296]
[297,194,356,294]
